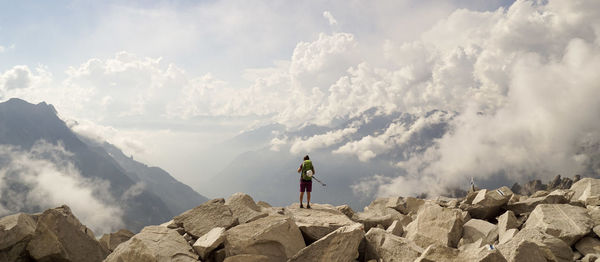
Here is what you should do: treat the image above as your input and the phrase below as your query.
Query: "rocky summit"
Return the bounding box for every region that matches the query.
[4,179,600,261]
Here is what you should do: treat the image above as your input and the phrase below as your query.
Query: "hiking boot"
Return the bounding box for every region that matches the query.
[300,203,304,208]
[307,204,311,209]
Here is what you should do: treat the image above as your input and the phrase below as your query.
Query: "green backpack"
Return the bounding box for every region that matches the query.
[301,160,313,181]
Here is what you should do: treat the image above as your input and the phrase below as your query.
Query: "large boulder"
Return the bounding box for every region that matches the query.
[385,220,404,236]
[461,219,498,247]
[524,204,593,245]
[0,213,37,262]
[105,225,198,262]
[575,237,600,257]
[99,229,134,252]
[336,205,355,219]
[26,205,109,262]
[496,211,519,244]
[405,204,468,248]
[173,198,238,238]
[497,228,573,262]
[289,223,364,262]
[364,228,423,262]
[415,244,506,262]
[571,178,600,205]
[462,187,513,219]
[286,203,360,243]
[224,215,305,261]
[505,194,568,215]
[353,207,412,233]
[193,227,226,260]
[225,193,268,224]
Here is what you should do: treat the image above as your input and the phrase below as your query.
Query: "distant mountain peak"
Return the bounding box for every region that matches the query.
[1,98,57,115]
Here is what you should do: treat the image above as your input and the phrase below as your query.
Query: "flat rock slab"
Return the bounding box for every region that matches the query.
[104,225,198,262]
[462,219,498,246]
[193,227,226,260]
[524,204,593,245]
[289,223,364,262]
[224,215,305,261]
[497,228,573,262]
[225,193,267,224]
[173,198,238,238]
[99,229,134,252]
[570,178,600,205]
[415,244,506,262]
[405,204,468,248]
[286,203,359,243]
[364,228,423,262]
[506,194,568,215]
[575,237,600,256]
[464,187,513,219]
[26,205,109,262]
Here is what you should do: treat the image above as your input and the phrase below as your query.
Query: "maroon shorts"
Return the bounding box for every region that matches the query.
[300,179,312,192]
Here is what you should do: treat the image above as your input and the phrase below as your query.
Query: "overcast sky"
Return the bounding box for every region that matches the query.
[3,0,600,199]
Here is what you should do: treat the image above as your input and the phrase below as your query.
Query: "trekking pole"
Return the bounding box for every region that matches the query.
[312,176,326,186]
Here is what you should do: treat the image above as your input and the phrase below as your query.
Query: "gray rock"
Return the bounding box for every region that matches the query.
[336,204,355,219]
[498,228,518,245]
[173,198,238,238]
[405,204,468,248]
[289,223,364,262]
[461,219,498,247]
[193,227,226,260]
[524,204,593,245]
[385,220,404,236]
[575,237,600,257]
[286,203,361,243]
[571,178,600,205]
[581,253,600,262]
[505,194,568,215]
[354,207,412,232]
[225,193,268,224]
[104,225,198,262]
[497,210,519,243]
[364,228,423,262]
[256,201,272,208]
[0,213,36,262]
[463,187,513,219]
[497,228,573,262]
[26,205,109,262]
[99,229,135,252]
[415,244,506,262]
[224,215,305,261]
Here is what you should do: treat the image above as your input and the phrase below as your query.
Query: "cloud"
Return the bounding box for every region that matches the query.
[0,66,52,96]
[323,11,338,25]
[372,0,600,197]
[0,141,124,235]
[334,111,452,161]
[290,127,357,154]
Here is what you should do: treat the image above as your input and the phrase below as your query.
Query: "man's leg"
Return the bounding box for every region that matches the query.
[299,191,304,208]
[307,192,311,206]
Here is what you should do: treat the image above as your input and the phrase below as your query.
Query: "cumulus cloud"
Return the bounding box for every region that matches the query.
[290,127,357,154]
[0,66,52,97]
[335,111,452,161]
[0,141,124,235]
[372,0,600,197]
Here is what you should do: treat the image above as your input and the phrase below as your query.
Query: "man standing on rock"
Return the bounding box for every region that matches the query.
[297,155,315,209]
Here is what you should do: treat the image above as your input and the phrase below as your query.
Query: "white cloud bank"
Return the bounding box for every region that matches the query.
[0,141,124,235]
[369,0,600,197]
